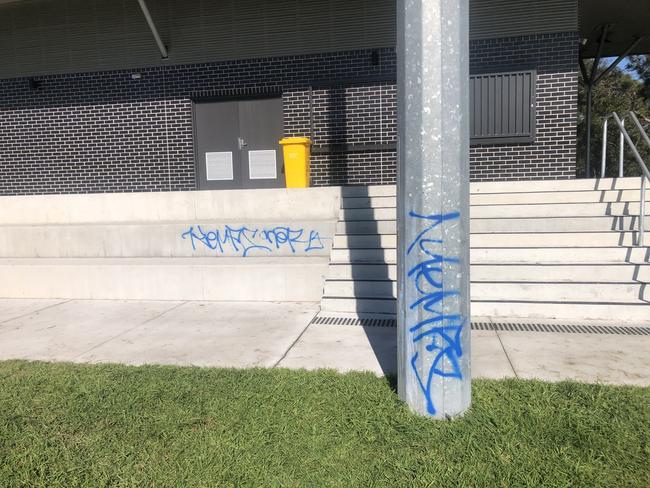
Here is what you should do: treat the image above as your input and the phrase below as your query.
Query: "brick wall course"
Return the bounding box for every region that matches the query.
[0,31,577,195]
[468,31,578,181]
[0,49,394,195]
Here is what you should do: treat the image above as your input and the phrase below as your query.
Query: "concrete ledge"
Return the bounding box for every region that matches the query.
[0,221,335,258]
[0,187,342,225]
[0,257,329,302]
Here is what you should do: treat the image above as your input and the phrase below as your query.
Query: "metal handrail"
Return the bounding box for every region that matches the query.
[600,114,629,179]
[601,111,650,246]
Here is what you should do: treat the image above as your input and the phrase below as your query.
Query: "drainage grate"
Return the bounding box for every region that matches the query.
[311,315,397,328]
[486,322,650,336]
[312,315,650,336]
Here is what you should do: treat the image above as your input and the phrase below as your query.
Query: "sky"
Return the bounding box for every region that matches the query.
[604,56,642,80]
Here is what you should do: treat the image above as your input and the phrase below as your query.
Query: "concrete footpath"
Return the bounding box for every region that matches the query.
[0,299,648,386]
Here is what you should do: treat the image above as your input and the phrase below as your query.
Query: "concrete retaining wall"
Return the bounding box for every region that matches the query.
[0,187,341,301]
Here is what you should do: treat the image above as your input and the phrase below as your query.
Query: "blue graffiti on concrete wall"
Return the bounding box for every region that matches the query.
[181,225,326,257]
[407,210,465,415]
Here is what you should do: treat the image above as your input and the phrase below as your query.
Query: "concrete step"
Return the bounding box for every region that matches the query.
[470,177,642,194]
[323,279,649,303]
[332,246,650,264]
[341,186,397,197]
[338,178,643,200]
[320,297,397,314]
[340,208,397,221]
[472,247,650,264]
[341,194,647,211]
[472,282,648,303]
[472,301,650,322]
[470,202,649,218]
[472,263,650,283]
[321,296,649,322]
[471,216,649,233]
[326,263,650,283]
[342,187,640,209]
[336,215,650,235]
[336,220,397,235]
[333,232,642,250]
[324,280,396,298]
[0,257,329,302]
[342,203,649,221]
[341,196,396,209]
[330,248,397,263]
[327,263,397,280]
[339,216,649,235]
[333,234,397,249]
[471,232,640,248]
[471,189,643,205]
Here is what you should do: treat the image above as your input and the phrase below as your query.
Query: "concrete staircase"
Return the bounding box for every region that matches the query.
[320,178,650,323]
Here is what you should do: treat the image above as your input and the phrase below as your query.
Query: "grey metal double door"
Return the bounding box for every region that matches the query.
[195,97,285,190]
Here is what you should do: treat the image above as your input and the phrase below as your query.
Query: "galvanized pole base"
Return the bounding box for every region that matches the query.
[396,0,471,419]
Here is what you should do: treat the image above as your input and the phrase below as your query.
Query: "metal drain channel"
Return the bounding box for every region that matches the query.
[311,315,397,328]
[311,315,650,336]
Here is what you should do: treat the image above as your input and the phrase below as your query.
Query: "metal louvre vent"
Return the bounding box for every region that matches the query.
[206,152,233,181]
[248,150,277,180]
[311,315,650,336]
[470,70,536,144]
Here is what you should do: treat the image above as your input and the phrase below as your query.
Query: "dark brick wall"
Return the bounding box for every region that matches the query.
[0,32,577,195]
[469,32,578,181]
[0,49,395,195]
[284,81,397,186]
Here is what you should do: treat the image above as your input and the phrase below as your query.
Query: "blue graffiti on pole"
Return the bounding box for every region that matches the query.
[181,225,327,256]
[406,210,465,415]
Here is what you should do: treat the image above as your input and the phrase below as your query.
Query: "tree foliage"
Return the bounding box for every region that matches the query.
[577,59,650,178]
[628,55,650,99]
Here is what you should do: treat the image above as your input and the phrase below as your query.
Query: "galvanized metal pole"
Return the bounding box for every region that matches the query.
[397,0,471,419]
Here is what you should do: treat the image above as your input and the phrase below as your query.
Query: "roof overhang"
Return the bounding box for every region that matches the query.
[4,0,650,58]
[580,0,650,58]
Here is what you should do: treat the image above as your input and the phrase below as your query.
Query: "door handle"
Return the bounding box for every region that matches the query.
[238,137,248,150]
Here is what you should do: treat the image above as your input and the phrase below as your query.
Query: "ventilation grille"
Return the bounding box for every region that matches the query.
[470,70,536,144]
[206,152,233,181]
[311,315,650,336]
[248,150,277,180]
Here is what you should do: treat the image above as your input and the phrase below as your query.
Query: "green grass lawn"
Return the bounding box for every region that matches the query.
[0,361,648,487]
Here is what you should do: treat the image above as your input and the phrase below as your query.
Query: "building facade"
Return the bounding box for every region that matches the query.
[0,0,579,195]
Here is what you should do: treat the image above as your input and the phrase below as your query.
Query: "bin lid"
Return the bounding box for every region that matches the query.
[279,137,312,145]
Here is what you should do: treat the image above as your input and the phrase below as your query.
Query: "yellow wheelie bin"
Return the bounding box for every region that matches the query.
[279,137,312,188]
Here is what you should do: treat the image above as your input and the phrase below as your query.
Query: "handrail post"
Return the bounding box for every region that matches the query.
[611,113,650,183]
[627,111,650,247]
[612,112,650,247]
[619,118,625,177]
[601,117,608,178]
[641,176,646,247]
[629,112,650,150]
